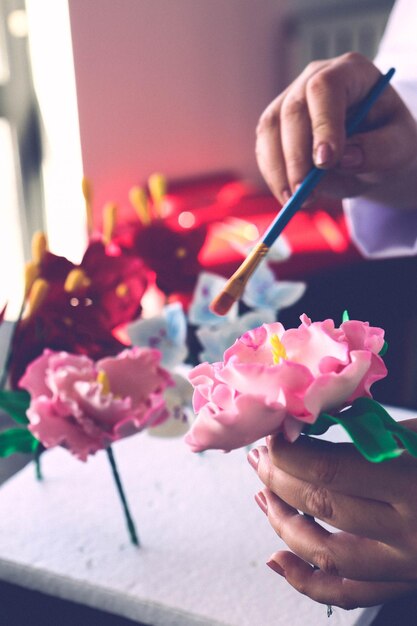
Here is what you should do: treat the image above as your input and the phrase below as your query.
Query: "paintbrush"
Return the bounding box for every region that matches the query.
[210,67,395,315]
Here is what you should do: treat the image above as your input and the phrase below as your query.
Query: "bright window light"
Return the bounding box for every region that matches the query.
[26,0,86,263]
[0,119,25,320]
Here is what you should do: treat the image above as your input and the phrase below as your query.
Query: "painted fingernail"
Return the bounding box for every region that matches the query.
[247,447,260,471]
[315,142,333,167]
[340,145,364,168]
[254,491,268,515]
[266,559,285,577]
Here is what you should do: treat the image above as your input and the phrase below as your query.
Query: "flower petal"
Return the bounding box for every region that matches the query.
[185,394,288,452]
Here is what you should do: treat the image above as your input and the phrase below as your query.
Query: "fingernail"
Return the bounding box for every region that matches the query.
[247,447,260,471]
[266,559,285,577]
[254,491,268,515]
[315,142,333,167]
[340,145,364,168]
[282,189,291,204]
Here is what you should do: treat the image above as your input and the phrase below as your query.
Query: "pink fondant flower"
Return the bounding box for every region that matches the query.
[185,315,387,452]
[19,347,173,461]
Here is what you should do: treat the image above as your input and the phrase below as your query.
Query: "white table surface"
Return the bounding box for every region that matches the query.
[0,405,413,626]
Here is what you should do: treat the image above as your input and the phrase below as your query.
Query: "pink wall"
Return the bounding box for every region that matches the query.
[68,0,289,221]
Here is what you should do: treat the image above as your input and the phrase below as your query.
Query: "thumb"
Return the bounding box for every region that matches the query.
[340,117,417,174]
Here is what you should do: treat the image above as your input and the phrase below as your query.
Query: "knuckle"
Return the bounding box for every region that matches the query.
[306,70,335,98]
[281,95,306,121]
[310,452,341,486]
[313,547,339,577]
[256,107,280,136]
[305,59,325,75]
[304,484,334,520]
[339,50,367,66]
[306,72,343,121]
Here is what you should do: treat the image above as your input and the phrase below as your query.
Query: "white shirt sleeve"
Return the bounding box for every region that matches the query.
[343,0,417,258]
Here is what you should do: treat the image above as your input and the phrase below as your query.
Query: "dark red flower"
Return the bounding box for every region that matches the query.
[132,222,207,295]
[9,240,148,387]
[37,240,147,330]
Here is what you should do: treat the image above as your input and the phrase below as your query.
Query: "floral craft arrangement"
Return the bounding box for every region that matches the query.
[0,173,306,545]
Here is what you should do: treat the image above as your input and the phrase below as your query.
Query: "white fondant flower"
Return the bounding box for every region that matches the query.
[188,272,238,326]
[149,371,194,438]
[243,262,306,311]
[127,302,187,369]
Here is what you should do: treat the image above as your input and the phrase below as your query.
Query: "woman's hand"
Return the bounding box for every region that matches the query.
[248,419,417,609]
[255,52,417,209]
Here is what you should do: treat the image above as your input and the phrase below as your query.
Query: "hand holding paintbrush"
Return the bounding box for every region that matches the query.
[210,67,395,316]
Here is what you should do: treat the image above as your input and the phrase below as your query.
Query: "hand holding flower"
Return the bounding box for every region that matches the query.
[185,312,417,610]
[250,427,417,609]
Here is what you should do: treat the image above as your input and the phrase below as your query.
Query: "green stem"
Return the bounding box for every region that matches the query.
[106,446,139,547]
[34,444,44,481]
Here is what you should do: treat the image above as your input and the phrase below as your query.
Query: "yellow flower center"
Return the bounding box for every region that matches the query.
[115,282,129,297]
[129,185,151,225]
[148,172,166,204]
[31,231,48,264]
[82,176,94,237]
[24,261,40,297]
[64,268,91,292]
[97,370,111,395]
[102,202,117,244]
[24,278,49,319]
[270,334,287,364]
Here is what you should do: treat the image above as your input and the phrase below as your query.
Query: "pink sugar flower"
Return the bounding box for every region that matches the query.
[185,315,387,452]
[19,347,173,461]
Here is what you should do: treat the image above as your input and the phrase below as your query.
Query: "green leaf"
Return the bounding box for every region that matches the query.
[306,398,417,463]
[0,428,39,457]
[0,390,30,424]
[342,310,350,322]
[379,340,388,356]
[304,413,335,436]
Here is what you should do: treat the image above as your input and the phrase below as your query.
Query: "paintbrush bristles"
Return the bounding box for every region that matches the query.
[210,241,269,315]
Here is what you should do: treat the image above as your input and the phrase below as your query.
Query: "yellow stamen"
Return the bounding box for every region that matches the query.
[82,176,94,237]
[24,261,40,297]
[102,202,117,244]
[25,278,49,318]
[31,231,48,264]
[270,334,287,364]
[115,283,129,298]
[129,186,151,225]
[64,268,91,292]
[97,370,111,395]
[148,172,166,217]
